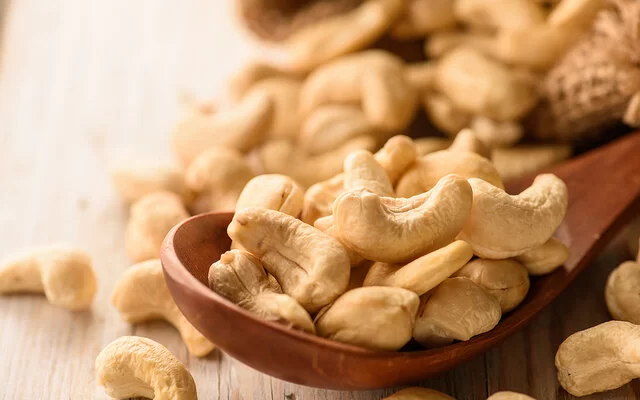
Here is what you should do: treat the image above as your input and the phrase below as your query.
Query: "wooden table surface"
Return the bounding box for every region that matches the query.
[0,1,639,399]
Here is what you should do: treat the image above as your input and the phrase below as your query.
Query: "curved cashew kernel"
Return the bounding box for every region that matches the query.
[344,150,394,196]
[435,47,538,121]
[172,91,272,164]
[227,61,302,102]
[185,147,255,214]
[299,105,383,156]
[623,92,640,127]
[243,77,302,140]
[513,237,569,276]
[301,174,345,225]
[0,246,96,310]
[112,259,215,357]
[314,215,366,267]
[314,286,419,351]
[373,135,419,186]
[384,387,456,399]
[452,259,530,313]
[548,0,603,30]
[209,250,315,333]
[125,192,190,262]
[605,261,640,325]
[363,241,473,296]
[95,336,197,400]
[423,92,473,138]
[300,50,418,131]
[424,30,495,59]
[228,207,350,313]
[405,62,436,95]
[273,0,406,73]
[110,162,188,204]
[334,174,473,263]
[487,392,536,400]
[448,128,491,159]
[555,321,640,397]
[469,117,523,150]
[413,277,502,347]
[415,137,452,156]
[391,0,457,39]
[235,174,304,218]
[458,174,568,259]
[491,145,572,182]
[395,150,503,197]
[454,0,546,31]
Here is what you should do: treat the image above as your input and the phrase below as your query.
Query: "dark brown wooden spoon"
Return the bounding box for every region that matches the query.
[161,131,640,390]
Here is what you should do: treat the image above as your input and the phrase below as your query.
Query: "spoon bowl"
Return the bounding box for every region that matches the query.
[161,131,640,390]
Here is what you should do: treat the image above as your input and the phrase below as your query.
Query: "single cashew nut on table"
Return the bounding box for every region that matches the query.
[0,246,96,310]
[209,249,314,333]
[555,321,640,397]
[458,174,568,259]
[605,260,640,324]
[383,387,456,399]
[112,259,215,357]
[487,392,536,400]
[513,237,569,276]
[314,286,419,351]
[110,162,189,204]
[95,336,197,400]
[228,207,350,313]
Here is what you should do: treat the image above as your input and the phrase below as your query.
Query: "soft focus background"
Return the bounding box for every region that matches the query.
[0,1,638,399]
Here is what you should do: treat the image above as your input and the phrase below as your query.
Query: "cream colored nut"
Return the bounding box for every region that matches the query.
[110,162,188,204]
[453,259,530,313]
[455,0,546,31]
[448,128,491,159]
[435,47,538,121]
[605,261,640,324]
[301,174,345,225]
[227,61,301,101]
[334,174,473,263]
[272,0,406,73]
[243,77,302,140]
[228,207,350,313]
[95,336,197,400]
[423,92,473,138]
[209,250,315,333]
[391,0,457,39]
[363,241,473,296]
[313,215,335,233]
[344,150,394,196]
[172,91,273,164]
[487,392,536,400]
[125,192,190,262]
[458,174,568,259]
[623,92,640,127]
[470,116,523,150]
[491,145,572,182]
[513,237,569,276]
[313,215,366,267]
[548,0,603,30]
[555,321,640,397]
[314,286,419,351]
[384,387,456,400]
[300,50,418,131]
[413,277,502,347]
[373,135,419,186]
[299,105,384,156]
[395,150,503,197]
[0,246,96,310]
[414,137,452,156]
[405,62,436,95]
[112,259,215,357]
[185,147,255,214]
[424,30,495,59]
[235,174,304,217]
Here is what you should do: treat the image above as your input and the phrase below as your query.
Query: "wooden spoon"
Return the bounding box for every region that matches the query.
[161,131,640,390]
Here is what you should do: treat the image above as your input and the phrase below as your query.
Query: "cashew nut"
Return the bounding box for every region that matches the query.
[424,30,495,59]
[491,145,572,182]
[314,286,419,351]
[384,387,456,399]
[458,174,568,259]
[110,162,189,204]
[454,0,546,31]
[623,92,640,127]
[0,246,96,310]
[513,237,569,276]
[470,116,523,150]
[547,0,603,30]
[452,259,530,312]
[313,215,366,267]
[95,336,197,400]
[209,250,315,333]
[333,174,473,263]
[605,261,640,324]
[414,137,452,156]
[413,277,502,347]
[363,240,473,296]
[112,259,215,357]
[373,135,419,186]
[422,92,473,138]
[228,207,350,313]
[555,321,640,397]
[487,392,536,400]
[125,192,190,262]
[301,174,344,225]
[243,77,302,140]
[227,61,301,101]
[448,128,491,159]
[235,174,304,218]
[343,150,394,196]
[405,62,436,94]
[391,0,457,39]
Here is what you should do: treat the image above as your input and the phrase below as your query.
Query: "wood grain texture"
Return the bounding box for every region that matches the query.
[0,1,638,399]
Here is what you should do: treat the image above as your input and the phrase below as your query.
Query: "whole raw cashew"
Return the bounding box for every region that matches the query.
[487,392,536,400]
[435,47,538,121]
[343,150,394,196]
[547,0,603,30]
[491,145,572,182]
[333,174,473,263]
[605,261,640,324]
[0,246,96,311]
[110,162,189,204]
[470,117,523,150]
[395,151,503,197]
[454,0,546,31]
[185,147,255,214]
[513,237,569,276]
[415,137,452,156]
[405,62,436,94]
[301,174,344,225]
[458,174,568,259]
[172,91,273,164]
[228,207,350,313]
[227,61,301,101]
[300,50,418,131]
[234,174,304,217]
[373,135,418,186]
[208,250,315,333]
[95,336,197,400]
[423,92,473,137]
[125,192,190,262]
[314,215,366,267]
[243,77,302,140]
[314,286,419,351]
[391,0,457,39]
[448,128,491,159]
[363,241,473,296]
[413,277,502,347]
[452,259,530,312]
[384,387,456,399]
[112,259,215,357]
[555,321,640,397]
